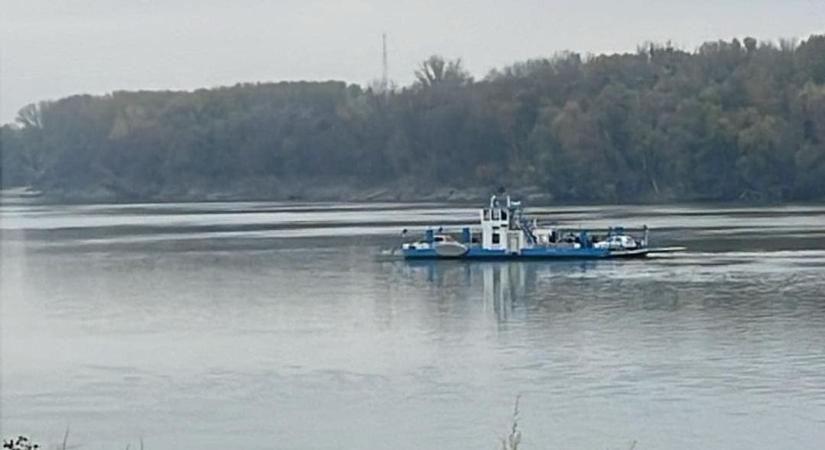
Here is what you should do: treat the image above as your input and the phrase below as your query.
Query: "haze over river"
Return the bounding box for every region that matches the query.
[2,200,824,450]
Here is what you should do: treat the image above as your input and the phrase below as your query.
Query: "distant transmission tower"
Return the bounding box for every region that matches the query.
[381,33,389,95]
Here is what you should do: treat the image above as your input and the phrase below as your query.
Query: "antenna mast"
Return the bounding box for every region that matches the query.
[381,33,389,94]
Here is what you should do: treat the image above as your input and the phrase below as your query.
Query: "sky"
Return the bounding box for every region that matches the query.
[2,0,824,124]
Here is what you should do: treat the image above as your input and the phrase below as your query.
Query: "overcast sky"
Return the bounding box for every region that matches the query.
[2,0,824,123]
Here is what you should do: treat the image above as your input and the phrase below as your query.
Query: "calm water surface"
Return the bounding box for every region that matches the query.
[1,201,824,450]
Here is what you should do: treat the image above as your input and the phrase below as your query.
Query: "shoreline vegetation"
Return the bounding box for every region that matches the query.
[2,35,825,204]
[2,399,641,450]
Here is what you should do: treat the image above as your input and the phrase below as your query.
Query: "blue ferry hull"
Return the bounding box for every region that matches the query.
[402,247,647,260]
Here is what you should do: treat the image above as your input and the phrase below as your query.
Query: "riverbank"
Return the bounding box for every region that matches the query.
[3,176,803,206]
[1,180,558,205]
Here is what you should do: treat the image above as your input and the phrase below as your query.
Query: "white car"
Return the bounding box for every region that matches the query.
[594,234,639,250]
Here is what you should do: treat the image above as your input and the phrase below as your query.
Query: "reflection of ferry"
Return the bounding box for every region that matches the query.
[398,195,682,260]
[398,259,593,321]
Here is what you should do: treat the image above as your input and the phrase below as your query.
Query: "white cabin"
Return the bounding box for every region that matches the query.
[480,195,528,253]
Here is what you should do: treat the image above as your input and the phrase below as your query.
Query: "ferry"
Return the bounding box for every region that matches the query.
[396,195,682,260]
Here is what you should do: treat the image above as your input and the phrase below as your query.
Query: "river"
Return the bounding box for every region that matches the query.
[1,201,824,450]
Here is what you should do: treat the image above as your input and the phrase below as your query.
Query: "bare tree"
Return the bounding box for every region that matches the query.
[414,55,472,88]
[16,103,44,129]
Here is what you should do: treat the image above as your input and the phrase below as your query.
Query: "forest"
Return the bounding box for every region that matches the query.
[2,35,825,203]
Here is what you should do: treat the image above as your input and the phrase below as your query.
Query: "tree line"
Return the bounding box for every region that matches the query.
[2,35,825,202]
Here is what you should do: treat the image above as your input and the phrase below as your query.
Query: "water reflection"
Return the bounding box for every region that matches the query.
[481,263,525,321]
[401,260,604,322]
